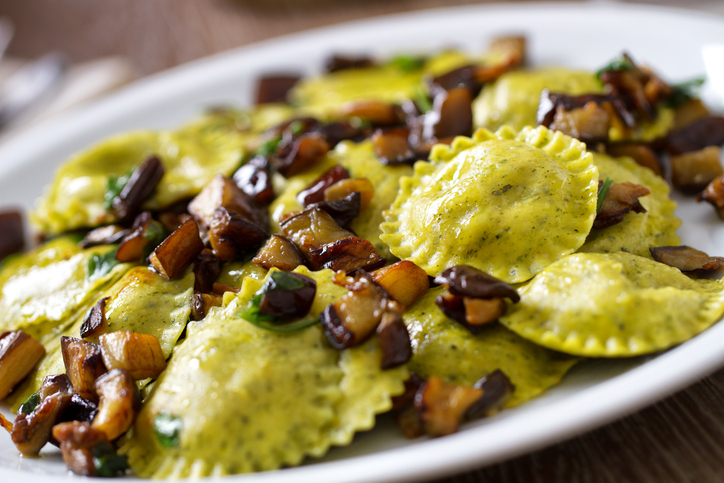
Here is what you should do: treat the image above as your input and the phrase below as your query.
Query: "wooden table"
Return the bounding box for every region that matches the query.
[2,1,724,482]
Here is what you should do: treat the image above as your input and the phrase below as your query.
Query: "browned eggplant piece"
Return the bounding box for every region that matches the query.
[415,375,483,437]
[52,421,109,476]
[191,292,223,321]
[371,260,430,308]
[464,370,514,421]
[671,146,723,194]
[430,64,481,97]
[317,121,367,147]
[422,86,473,141]
[38,374,74,400]
[599,55,658,122]
[395,405,425,439]
[340,101,404,126]
[297,165,351,207]
[697,175,724,218]
[537,90,635,132]
[149,219,205,279]
[233,157,275,206]
[61,337,107,402]
[79,224,128,249]
[36,375,96,436]
[0,330,46,400]
[434,265,520,302]
[377,310,412,370]
[111,156,165,222]
[99,332,167,381]
[189,174,268,231]
[324,177,374,211]
[673,98,711,130]
[255,74,300,105]
[211,283,239,295]
[371,128,416,165]
[320,270,389,349]
[193,249,223,293]
[252,234,306,271]
[548,102,612,144]
[488,35,527,67]
[606,142,663,177]
[60,394,99,425]
[115,211,165,262]
[665,116,724,155]
[0,210,24,261]
[209,207,269,261]
[594,181,651,229]
[92,369,141,441]
[325,54,375,73]
[308,192,361,228]
[391,373,425,411]
[280,207,354,254]
[80,297,109,339]
[434,291,494,334]
[256,271,317,320]
[650,245,724,273]
[11,392,71,455]
[308,236,385,273]
[273,132,330,178]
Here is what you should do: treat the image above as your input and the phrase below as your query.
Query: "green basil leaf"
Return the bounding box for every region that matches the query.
[597,178,614,213]
[91,441,128,477]
[241,293,277,324]
[19,393,40,415]
[667,76,706,107]
[389,55,426,73]
[88,248,120,282]
[268,271,306,291]
[596,56,633,80]
[153,413,183,448]
[414,85,433,114]
[103,171,132,211]
[257,136,282,157]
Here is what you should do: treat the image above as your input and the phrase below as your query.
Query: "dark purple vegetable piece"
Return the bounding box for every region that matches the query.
[252,234,306,271]
[434,265,520,302]
[429,64,481,97]
[255,74,301,105]
[61,337,107,402]
[307,192,361,228]
[193,249,223,293]
[80,297,109,339]
[465,370,514,420]
[149,219,205,280]
[273,132,330,178]
[111,156,165,223]
[665,116,724,155]
[317,121,366,148]
[233,158,275,206]
[422,86,473,141]
[12,392,72,455]
[79,225,128,249]
[606,142,663,177]
[414,375,482,437]
[434,291,486,334]
[38,374,74,400]
[649,245,724,273]
[325,54,375,73]
[371,128,416,165]
[60,394,99,425]
[537,90,635,129]
[594,181,650,229]
[115,212,164,263]
[208,207,269,261]
[308,235,385,273]
[697,175,724,218]
[297,165,350,207]
[377,310,412,370]
[257,271,316,320]
[0,210,24,261]
[340,101,404,127]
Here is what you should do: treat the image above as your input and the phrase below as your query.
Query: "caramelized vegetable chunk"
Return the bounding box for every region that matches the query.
[149,219,205,279]
[233,157,275,206]
[371,261,430,308]
[116,212,165,263]
[255,271,317,320]
[465,370,515,420]
[0,330,46,399]
[324,54,375,73]
[324,177,375,211]
[606,142,662,177]
[190,292,223,321]
[341,101,403,126]
[12,392,71,455]
[255,74,300,104]
[665,116,724,155]
[61,337,107,402]
[415,376,482,437]
[188,174,268,230]
[209,207,269,261]
[308,192,362,229]
[0,210,24,261]
[273,132,330,178]
[697,175,724,218]
[548,101,611,144]
[53,421,119,477]
[671,146,723,194]
[99,332,167,380]
[297,165,350,207]
[92,369,141,441]
[650,246,724,273]
[111,156,165,222]
[594,181,651,229]
[423,86,473,141]
[371,128,415,165]
[377,310,412,369]
[80,224,128,249]
[80,297,109,339]
[253,234,306,271]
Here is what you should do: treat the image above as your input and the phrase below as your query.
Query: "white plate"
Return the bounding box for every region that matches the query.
[2,2,724,482]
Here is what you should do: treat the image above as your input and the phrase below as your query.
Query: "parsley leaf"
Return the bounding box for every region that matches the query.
[91,441,128,477]
[389,54,426,73]
[19,393,40,415]
[597,178,614,213]
[88,248,120,282]
[596,56,634,80]
[103,171,132,211]
[154,413,182,448]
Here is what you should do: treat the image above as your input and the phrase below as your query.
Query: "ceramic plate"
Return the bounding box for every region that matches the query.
[1,3,724,482]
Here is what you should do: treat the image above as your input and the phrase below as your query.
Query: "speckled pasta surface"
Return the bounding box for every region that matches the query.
[500,252,724,357]
[381,125,598,283]
[121,267,407,478]
[579,153,681,257]
[404,287,578,408]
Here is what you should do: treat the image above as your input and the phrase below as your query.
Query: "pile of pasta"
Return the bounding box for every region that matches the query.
[2,37,724,478]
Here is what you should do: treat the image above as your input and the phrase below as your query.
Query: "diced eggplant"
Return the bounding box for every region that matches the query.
[324,178,375,211]
[377,310,412,370]
[188,174,269,231]
[434,265,520,302]
[193,249,223,293]
[308,236,385,273]
[252,234,306,271]
[297,165,350,207]
[595,181,650,229]
[99,331,167,380]
[60,337,107,402]
[209,207,269,261]
[665,116,724,155]
[422,86,473,141]
[52,421,111,477]
[190,292,223,321]
[255,74,300,105]
[92,369,141,441]
[548,102,611,144]
[255,271,317,320]
[671,146,723,194]
[697,175,724,218]
[233,158,275,206]
[0,330,46,400]
[0,210,24,261]
[371,261,430,308]
[414,376,482,437]
[111,156,165,222]
[606,142,663,177]
[80,297,109,339]
[340,101,404,126]
[325,54,375,73]
[79,225,128,249]
[149,219,205,279]
[115,212,166,262]
[11,392,71,455]
[371,128,416,165]
[465,370,514,420]
[308,192,361,228]
[650,245,724,273]
[273,132,330,178]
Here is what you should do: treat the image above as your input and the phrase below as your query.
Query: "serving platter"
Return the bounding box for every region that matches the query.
[1,2,724,482]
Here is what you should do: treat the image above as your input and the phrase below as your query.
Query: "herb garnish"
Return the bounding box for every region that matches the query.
[667,76,706,107]
[257,136,282,157]
[103,171,132,211]
[19,393,40,415]
[597,178,614,213]
[241,271,318,332]
[91,441,128,477]
[88,248,120,282]
[414,86,433,114]
[389,54,426,73]
[595,56,634,80]
[154,413,183,448]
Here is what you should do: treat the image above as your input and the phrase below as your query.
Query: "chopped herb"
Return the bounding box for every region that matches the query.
[667,76,706,107]
[154,413,182,448]
[288,120,305,136]
[596,56,634,80]
[103,171,132,211]
[415,86,433,114]
[91,441,128,477]
[241,293,277,324]
[19,393,40,415]
[267,270,306,291]
[389,54,426,73]
[597,178,614,213]
[143,220,167,257]
[88,248,120,282]
[257,136,282,157]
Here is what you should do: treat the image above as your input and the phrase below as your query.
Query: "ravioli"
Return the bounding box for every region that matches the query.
[121,267,406,478]
[500,252,724,357]
[381,125,599,283]
[580,153,681,257]
[269,140,413,257]
[0,238,130,343]
[404,287,577,408]
[31,107,297,235]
